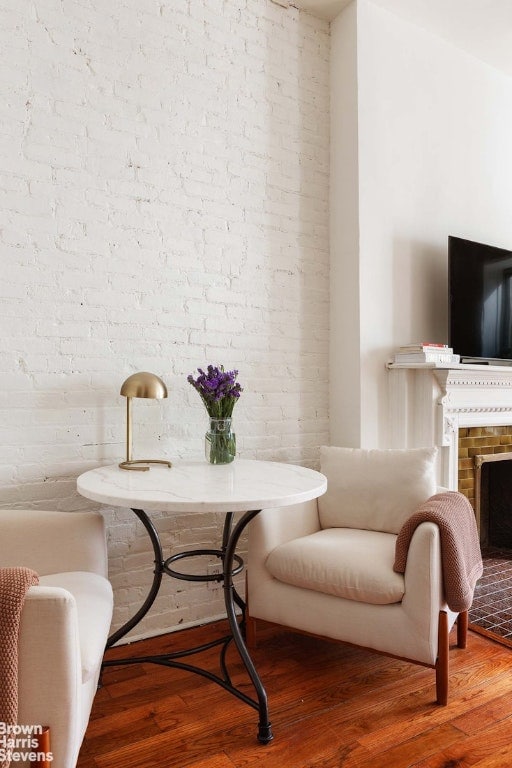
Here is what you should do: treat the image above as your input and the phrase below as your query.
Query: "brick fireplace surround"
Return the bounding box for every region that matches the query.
[458,426,512,534]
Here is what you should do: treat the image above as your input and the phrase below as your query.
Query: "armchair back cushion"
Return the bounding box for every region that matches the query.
[318,446,437,534]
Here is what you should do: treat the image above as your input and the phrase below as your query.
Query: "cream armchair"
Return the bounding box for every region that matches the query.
[0,510,113,768]
[247,447,469,705]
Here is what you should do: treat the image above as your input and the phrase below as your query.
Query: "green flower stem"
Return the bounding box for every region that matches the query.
[205,418,236,464]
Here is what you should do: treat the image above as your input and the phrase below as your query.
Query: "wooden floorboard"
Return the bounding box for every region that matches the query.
[78,621,512,768]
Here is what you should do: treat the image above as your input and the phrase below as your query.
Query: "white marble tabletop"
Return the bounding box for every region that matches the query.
[77,459,327,514]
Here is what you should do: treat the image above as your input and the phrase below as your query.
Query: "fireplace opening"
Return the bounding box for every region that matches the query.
[475,453,512,549]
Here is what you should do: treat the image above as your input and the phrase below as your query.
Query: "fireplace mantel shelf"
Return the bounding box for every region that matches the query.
[387,362,512,490]
[388,361,512,374]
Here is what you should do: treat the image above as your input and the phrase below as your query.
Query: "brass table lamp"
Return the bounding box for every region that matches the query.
[119,372,172,471]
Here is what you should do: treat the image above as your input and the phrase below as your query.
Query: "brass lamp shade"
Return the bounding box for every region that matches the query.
[120,371,168,400]
[119,372,172,472]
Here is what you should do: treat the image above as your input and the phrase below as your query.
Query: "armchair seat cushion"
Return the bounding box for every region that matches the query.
[266,528,405,605]
[38,571,113,683]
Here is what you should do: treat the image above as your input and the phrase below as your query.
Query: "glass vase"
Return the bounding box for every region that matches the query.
[205,417,236,464]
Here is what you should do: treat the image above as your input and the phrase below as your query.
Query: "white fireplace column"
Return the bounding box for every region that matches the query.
[388,363,512,489]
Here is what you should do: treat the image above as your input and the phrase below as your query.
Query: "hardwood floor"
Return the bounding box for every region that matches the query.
[78,620,512,768]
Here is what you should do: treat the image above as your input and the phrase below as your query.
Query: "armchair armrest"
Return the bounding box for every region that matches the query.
[247,500,321,608]
[0,510,108,577]
[402,521,444,607]
[17,585,82,768]
[248,500,321,563]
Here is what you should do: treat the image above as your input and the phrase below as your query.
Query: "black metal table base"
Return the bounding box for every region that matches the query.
[104,507,273,744]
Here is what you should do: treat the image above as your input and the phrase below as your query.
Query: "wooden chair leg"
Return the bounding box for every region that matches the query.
[244,572,257,648]
[34,726,51,766]
[457,609,468,649]
[436,610,449,705]
[245,612,257,648]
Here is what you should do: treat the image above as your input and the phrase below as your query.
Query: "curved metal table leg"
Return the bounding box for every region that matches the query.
[106,508,163,649]
[223,509,273,744]
[222,513,246,615]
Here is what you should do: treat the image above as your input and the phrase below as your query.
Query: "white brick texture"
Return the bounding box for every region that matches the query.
[0,0,330,640]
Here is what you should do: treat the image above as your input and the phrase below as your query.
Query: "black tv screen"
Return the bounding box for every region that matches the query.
[449,236,512,361]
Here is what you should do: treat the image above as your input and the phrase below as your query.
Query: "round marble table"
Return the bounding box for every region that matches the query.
[77,459,327,743]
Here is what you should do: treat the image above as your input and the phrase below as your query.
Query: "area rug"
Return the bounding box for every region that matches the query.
[469,546,512,649]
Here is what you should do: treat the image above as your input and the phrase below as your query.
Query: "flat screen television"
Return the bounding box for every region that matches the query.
[449,235,512,363]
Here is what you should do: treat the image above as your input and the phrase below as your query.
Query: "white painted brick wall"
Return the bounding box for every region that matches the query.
[0,0,330,641]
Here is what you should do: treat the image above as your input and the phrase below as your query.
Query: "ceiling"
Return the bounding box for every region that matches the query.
[293,0,350,20]
[294,0,512,77]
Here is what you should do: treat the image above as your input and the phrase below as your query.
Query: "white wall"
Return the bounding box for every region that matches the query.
[0,0,330,639]
[330,0,512,448]
[330,2,361,447]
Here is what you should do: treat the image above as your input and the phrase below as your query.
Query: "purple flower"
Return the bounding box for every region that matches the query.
[187,365,243,418]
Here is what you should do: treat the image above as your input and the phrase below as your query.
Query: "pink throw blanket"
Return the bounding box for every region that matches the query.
[394,492,483,613]
[0,567,39,747]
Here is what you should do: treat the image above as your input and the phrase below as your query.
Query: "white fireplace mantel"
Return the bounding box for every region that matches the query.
[388,362,512,490]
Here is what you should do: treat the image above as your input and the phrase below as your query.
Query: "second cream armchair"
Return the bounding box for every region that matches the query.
[247,446,470,705]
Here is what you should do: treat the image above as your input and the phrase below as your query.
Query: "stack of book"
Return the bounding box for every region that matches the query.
[393,343,460,364]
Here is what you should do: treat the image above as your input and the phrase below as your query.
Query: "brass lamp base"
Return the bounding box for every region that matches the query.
[119,459,173,472]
